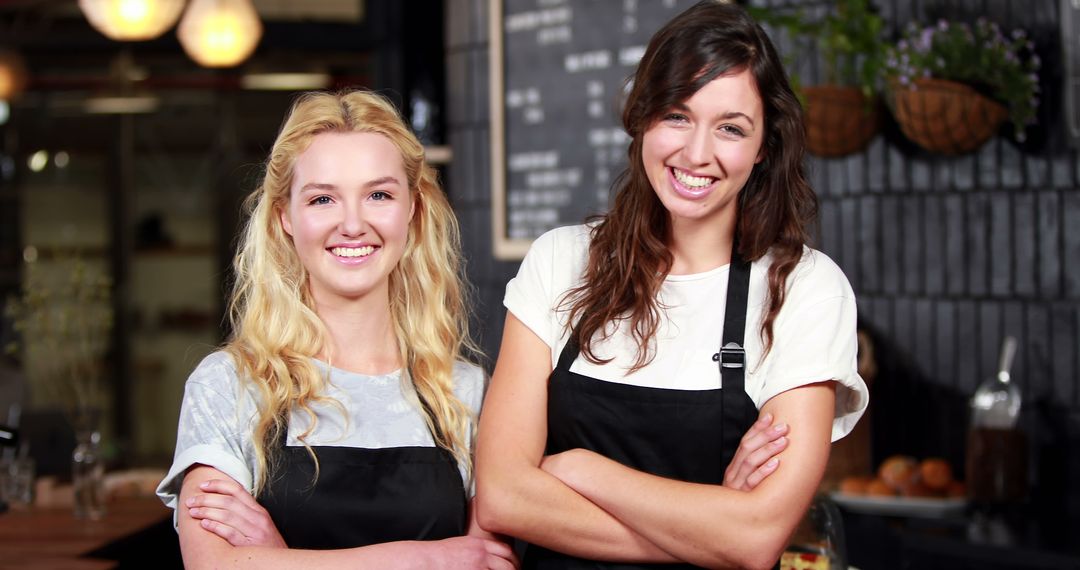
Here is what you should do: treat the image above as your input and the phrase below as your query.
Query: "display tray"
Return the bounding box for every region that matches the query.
[830,492,967,518]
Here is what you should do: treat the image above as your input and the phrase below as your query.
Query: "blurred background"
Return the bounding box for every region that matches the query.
[0,0,1078,568]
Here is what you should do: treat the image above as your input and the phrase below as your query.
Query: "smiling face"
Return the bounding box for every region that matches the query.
[642,68,765,233]
[280,131,414,305]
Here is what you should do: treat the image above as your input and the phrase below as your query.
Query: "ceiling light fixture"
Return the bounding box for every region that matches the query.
[240,71,332,91]
[84,95,160,114]
[0,49,29,101]
[78,0,186,41]
[177,0,263,68]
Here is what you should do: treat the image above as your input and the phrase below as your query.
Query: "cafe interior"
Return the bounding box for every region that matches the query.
[0,0,1078,568]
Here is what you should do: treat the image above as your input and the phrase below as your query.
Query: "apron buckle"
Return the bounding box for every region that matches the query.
[719,342,744,369]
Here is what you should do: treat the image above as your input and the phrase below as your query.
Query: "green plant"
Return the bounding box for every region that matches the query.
[884,18,1041,140]
[749,0,887,98]
[4,257,113,415]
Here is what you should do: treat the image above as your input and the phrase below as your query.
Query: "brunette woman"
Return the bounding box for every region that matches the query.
[475,3,869,568]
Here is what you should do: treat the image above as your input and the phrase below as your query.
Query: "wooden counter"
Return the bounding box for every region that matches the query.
[0,497,174,569]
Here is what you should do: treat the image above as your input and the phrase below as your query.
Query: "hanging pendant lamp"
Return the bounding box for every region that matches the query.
[0,50,29,101]
[78,0,186,41]
[177,0,263,68]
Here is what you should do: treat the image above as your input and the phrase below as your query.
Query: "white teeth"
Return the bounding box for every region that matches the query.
[672,168,715,188]
[331,246,375,258]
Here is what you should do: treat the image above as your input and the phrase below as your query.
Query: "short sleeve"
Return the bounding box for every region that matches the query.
[453,360,487,497]
[503,225,589,365]
[751,253,868,441]
[504,228,561,350]
[156,352,257,515]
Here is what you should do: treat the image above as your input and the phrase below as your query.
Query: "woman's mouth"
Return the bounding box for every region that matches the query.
[670,167,717,199]
[328,245,377,264]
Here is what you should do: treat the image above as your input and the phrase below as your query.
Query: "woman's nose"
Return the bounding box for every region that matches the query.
[339,203,366,237]
[683,126,713,166]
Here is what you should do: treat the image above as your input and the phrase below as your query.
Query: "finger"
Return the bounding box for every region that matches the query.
[483,538,514,558]
[187,493,259,525]
[199,479,261,510]
[188,494,262,526]
[189,506,256,538]
[740,421,789,456]
[728,428,789,488]
[487,553,518,570]
[199,518,249,547]
[736,435,788,486]
[744,456,780,489]
[732,422,787,468]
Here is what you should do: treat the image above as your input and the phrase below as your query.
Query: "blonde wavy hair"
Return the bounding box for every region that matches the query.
[224,90,477,494]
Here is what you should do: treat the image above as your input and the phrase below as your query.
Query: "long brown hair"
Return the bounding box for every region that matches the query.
[562,1,817,371]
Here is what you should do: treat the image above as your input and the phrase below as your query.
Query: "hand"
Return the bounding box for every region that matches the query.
[186,478,287,548]
[426,535,518,569]
[724,412,789,491]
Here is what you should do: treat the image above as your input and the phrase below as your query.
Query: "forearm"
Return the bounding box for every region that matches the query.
[477,460,677,563]
[558,451,794,570]
[182,540,436,570]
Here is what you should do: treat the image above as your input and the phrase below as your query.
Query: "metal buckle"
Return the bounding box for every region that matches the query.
[719,341,744,369]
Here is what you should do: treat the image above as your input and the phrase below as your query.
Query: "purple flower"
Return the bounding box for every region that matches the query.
[899,75,910,86]
[1011,29,1026,40]
[938,19,949,31]
[919,28,934,51]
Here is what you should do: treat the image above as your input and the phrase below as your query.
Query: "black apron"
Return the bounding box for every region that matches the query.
[524,250,758,569]
[256,399,468,550]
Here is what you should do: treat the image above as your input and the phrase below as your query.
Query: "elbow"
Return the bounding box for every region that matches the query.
[702,525,789,570]
[705,545,785,570]
[734,545,787,570]
[473,477,520,536]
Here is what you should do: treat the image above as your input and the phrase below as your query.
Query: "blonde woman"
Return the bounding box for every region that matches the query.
[156,90,515,569]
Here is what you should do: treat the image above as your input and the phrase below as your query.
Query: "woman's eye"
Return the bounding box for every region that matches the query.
[309,195,333,205]
[370,191,390,201]
[720,125,746,137]
[664,112,688,123]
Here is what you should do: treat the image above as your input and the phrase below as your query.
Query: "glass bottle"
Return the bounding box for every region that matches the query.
[72,429,106,519]
[966,336,1027,507]
[779,495,847,570]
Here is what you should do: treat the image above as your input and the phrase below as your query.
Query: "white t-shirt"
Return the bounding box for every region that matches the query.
[156,351,485,514]
[504,224,867,441]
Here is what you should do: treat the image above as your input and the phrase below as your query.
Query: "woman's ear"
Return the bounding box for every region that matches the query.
[279,206,293,237]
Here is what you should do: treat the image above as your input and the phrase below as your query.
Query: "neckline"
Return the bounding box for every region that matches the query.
[665,263,731,282]
[309,358,403,380]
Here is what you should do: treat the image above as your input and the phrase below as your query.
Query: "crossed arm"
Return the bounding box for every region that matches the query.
[473,313,835,570]
[176,466,516,569]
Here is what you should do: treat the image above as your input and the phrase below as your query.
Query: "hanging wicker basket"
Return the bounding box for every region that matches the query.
[803,84,881,158]
[889,77,1007,155]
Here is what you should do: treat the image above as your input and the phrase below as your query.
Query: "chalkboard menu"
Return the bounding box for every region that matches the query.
[489,0,699,259]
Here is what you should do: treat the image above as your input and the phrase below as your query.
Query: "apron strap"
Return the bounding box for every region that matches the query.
[716,244,752,469]
[409,367,451,448]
